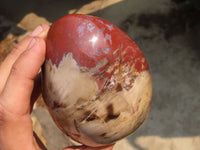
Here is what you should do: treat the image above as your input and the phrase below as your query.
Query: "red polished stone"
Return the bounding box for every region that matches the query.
[46,14,149,72]
[43,14,152,147]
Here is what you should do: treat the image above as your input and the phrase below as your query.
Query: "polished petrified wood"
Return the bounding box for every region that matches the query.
[42,14,152,147]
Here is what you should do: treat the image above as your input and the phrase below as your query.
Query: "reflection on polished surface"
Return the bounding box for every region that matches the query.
[90,36,98,43]
[90,36,98,48]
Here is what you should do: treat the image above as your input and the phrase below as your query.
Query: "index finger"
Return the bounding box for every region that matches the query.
[0,24,49,93]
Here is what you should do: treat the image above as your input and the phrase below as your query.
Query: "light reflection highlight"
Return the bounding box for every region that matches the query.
[90,36,98,43]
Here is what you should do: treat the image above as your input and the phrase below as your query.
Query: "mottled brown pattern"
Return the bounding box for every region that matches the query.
[52,100,67,109]
[100,133,107,137]
[121,70,136,91]
[116,83,123,92]
[86,114,99,121]
[80,111,91,122]
[80,111,99,122]
[105,104,120,122]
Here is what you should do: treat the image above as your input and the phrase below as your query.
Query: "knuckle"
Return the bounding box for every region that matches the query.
[11,36,33,57]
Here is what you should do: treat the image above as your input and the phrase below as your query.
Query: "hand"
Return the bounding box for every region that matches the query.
[0,24,114,150]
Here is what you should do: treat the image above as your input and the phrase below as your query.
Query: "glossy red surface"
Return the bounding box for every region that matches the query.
[46,14,149,73]
[43,15,152,146]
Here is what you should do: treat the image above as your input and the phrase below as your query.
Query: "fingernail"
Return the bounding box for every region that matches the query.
[27,38,36,50]
[30,25,43,36]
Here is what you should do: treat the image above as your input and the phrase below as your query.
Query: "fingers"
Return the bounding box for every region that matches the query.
[0,24,49,93]
[0,36,46,115]
[61,144,114,150]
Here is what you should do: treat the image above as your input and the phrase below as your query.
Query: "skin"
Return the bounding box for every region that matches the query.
[0,24,114,150]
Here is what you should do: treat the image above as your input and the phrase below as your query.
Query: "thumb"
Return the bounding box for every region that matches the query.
[0,37,46,115]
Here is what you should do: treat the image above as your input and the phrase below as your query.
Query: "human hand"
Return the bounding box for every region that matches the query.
[0,24,114,150]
